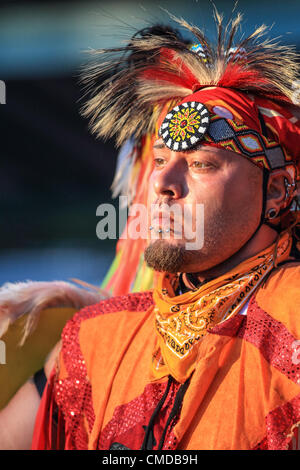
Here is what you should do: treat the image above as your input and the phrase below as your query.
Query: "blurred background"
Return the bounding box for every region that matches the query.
[0,0,299,287]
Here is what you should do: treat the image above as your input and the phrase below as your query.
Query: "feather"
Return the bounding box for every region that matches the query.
[79,10,300,148]
[110,137,138,206]
[0,280,109,346]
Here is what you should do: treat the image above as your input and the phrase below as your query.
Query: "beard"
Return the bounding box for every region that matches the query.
[144,239,196,273]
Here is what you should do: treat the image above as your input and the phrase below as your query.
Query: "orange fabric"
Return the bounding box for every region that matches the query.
[32,253,300,450]
[255,261,300,339]
[79,308,156,447]
[151,231,292,383]
[176,337,300,449]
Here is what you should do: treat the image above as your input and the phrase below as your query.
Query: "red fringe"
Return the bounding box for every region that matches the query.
[140,47,200,91]
[31,367,69,450]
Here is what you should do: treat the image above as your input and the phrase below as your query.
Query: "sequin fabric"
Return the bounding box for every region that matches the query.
[98,380,181,450]
[210,295,300,449]
[265,394,300,450]
[163,429,179,450]
[211,295,300,385]
[53,291,154,450]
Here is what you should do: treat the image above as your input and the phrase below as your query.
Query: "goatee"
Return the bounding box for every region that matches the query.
[144,239,186,273]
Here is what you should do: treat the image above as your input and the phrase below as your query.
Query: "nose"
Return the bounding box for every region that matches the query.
[152,156,186,199]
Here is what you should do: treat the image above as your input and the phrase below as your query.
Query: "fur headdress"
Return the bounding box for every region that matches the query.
[80,10,300,147]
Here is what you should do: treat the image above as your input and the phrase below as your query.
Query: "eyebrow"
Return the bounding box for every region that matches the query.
[153,141,165,149]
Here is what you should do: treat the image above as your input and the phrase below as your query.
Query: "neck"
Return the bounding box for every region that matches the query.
[182,225,279,288]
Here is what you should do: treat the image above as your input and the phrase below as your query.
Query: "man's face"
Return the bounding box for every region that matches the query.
[144,138,263,273]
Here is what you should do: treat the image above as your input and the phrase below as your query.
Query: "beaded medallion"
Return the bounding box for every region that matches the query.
[159,102,210,151]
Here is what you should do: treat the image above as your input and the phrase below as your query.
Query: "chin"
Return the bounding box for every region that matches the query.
[144,239,185,273]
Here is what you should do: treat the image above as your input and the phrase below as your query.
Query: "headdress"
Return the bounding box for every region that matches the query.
[80,11,300,294]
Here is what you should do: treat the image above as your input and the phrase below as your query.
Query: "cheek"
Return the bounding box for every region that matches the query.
[188,175,227,211]
[190,169,259,218]
[218,170,262,224]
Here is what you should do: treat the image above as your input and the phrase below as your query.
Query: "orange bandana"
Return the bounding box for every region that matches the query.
[151,232,292,383]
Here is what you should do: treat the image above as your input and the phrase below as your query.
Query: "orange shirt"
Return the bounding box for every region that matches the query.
[32,262,300,450]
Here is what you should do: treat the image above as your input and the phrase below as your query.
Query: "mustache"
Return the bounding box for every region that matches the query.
[149,200,193,221]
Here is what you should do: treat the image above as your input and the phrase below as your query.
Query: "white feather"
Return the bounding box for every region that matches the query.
[110,137,138,208]
[0,280,109,345]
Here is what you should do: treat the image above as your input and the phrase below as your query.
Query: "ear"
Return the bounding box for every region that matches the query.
[265,169,295,218]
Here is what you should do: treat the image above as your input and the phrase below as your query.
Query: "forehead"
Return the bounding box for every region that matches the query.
[153,137,235,161]
[153,138,166,150]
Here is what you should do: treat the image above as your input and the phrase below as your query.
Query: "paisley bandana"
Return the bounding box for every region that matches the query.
[150,231,292,383]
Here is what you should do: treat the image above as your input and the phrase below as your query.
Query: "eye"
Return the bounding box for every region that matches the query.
[191,161,213,169]
[153,157,166,167]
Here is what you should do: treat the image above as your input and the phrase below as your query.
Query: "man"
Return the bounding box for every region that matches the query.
[4,12,300,450]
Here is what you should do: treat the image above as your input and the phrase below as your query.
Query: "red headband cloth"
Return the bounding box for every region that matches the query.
[158,87,300,183]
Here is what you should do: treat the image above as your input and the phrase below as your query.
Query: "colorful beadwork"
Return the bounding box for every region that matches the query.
[159,102,210,151]
[202,115,288,171]
[190,43,210,65]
